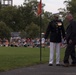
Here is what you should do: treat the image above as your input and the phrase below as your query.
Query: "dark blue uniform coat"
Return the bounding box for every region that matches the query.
[44,19,65,43]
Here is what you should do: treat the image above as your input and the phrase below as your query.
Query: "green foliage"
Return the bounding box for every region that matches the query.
[0,21,11,39]
[64,0,76,19]
[0,6,18,31]
[0,0,53,38]
[42,11,52,32]
[26,22,40,38]
[20,31,27,38]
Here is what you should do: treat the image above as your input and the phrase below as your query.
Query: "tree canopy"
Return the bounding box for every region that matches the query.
[0,0,53,39]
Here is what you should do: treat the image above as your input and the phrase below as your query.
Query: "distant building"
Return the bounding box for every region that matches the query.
[11,32,20,37]
[0,0,13,6]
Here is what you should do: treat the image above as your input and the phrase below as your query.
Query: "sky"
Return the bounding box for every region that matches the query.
[13,0,66,14]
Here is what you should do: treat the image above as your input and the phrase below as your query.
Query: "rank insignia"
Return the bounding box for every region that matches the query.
[57,22,62,26]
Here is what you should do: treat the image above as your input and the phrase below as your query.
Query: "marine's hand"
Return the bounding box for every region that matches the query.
[45,39,47,42]
[69,39,72,44]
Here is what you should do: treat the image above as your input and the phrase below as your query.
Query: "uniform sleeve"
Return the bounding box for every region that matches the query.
[69,21,76,40]
[61,22,65,38]
[44,22,51,39]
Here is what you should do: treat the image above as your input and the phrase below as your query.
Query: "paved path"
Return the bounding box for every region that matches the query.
[0,63,76,75]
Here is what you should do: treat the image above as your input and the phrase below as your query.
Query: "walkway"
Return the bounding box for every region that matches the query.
[0,63,76,75]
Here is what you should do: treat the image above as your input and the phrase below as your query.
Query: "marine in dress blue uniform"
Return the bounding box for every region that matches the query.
[44,15,65,66]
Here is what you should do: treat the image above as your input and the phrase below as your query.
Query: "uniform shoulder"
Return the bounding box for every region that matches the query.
[58,19,63,22]
[49,20,54,24]
[73,20,76,22]
[71,20,76,24]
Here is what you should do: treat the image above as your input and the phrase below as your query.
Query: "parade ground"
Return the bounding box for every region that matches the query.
[0,47,76,75]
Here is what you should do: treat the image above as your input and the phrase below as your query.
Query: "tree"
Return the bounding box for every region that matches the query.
[63,0,76,29]
[64,0,76,18]
[0,0,52,38]
[20,31,27,38]
[25,22,40,38]
[0,6,20,31]
[42,11,52,32]
[0,21,11,39]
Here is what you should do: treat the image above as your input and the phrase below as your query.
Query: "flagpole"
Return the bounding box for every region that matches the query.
[37,0,42,63]
[40,13,42,63]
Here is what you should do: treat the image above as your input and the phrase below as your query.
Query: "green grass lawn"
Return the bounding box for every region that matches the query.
[0,47,65,71]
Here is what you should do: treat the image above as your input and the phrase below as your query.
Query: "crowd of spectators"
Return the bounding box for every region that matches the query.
[0,37,66,48]
[0,37,50,48]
